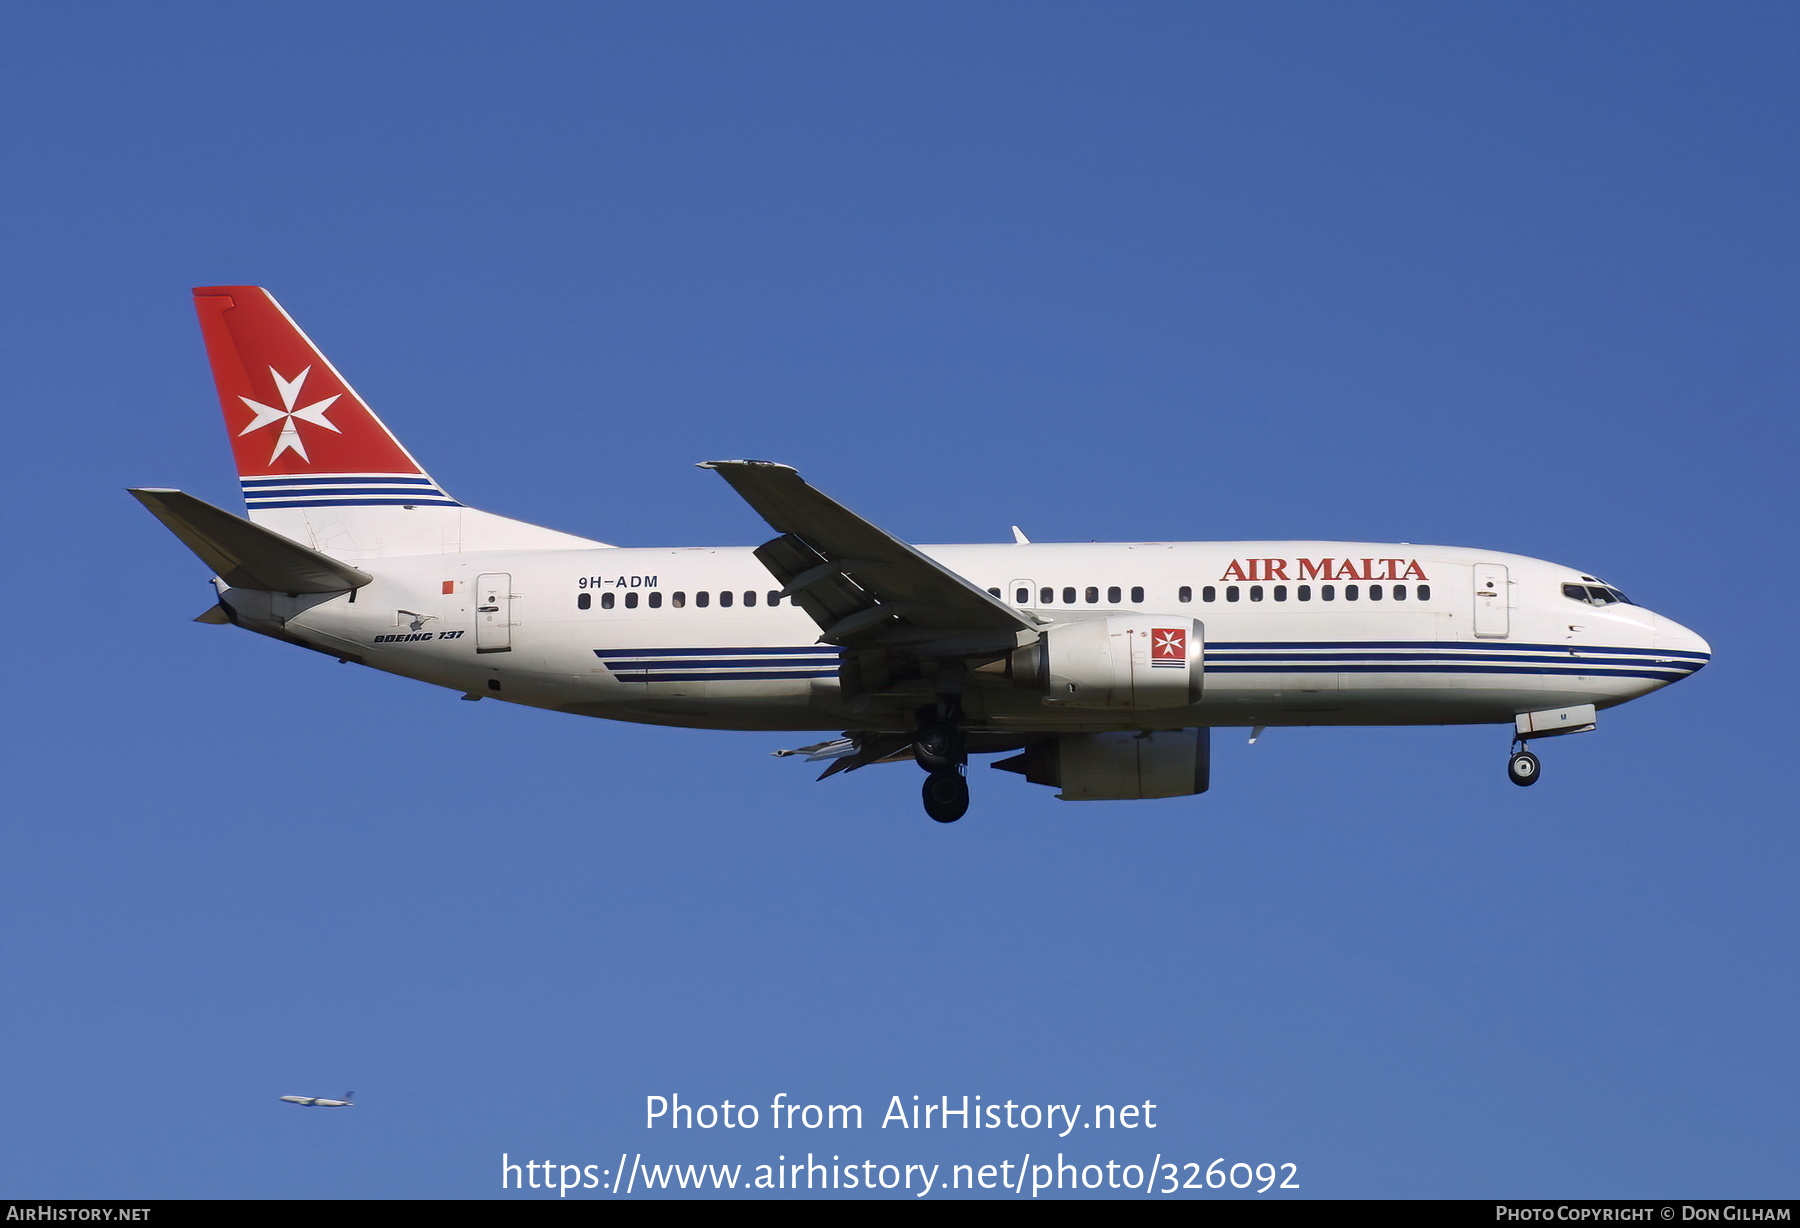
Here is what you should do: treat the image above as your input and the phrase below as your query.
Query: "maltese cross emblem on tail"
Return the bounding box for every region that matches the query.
[237,366,342,463]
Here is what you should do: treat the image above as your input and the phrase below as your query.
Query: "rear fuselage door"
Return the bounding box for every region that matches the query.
[476,572,513,653]
[1473,563,1510,639]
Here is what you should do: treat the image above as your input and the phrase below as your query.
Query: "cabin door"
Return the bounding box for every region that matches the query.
[475,572,513,653]
[1472,563,1510,639]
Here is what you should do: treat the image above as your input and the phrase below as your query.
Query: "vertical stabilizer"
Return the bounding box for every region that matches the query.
[191,287,605,558]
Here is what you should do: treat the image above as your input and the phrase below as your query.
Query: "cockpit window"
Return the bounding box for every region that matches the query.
[1562,583,1634,607]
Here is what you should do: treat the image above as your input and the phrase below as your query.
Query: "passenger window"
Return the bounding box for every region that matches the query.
[1062,587,1076,605]
[1201,586,1216,603]
[648,592,663,609]
[1298,585,1311,601]
[577,592,591,610]
[1040,587,1054,604]
[991,587,1004,599]
[1322,585,1335,601]
[719,591,733,608]
[696,591,709,608]
[1178,586,1193,603]
[1085,586,1099,604]
[672,592,686,609]
[1014,587,1028,603]
[1416,584,1430,601]
[625,591,639,609]
[1250,585,1264,602]
[744,591,756,607]
[1368,583,1382,601]
[1392,584,1405,601]
[602,591,616,610]
[1107,586,1121,604]
[1130,586,1144,603]
[1226,586,1241,602]
[1273,585,1287,602]
[1345,585,1359,601]
[768,591,781,606]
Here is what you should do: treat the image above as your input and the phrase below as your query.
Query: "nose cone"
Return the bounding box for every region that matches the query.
[1653,614,1711,671]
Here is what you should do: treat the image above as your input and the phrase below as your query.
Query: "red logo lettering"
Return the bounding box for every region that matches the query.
[1219,557,1430,583]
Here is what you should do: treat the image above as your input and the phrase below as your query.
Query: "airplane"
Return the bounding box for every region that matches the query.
[132,287,1711,823]
[280,1092,354,1108]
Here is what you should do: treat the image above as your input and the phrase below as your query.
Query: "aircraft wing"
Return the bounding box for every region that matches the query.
[700,461,1035,658]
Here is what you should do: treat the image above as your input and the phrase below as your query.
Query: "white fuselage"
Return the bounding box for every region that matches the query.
[225,540,1710,735]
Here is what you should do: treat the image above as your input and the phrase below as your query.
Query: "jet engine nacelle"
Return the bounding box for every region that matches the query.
[1012,615,1203,708]
[994,729,1211,800]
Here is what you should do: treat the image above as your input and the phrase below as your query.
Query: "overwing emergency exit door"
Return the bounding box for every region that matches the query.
[475,572,512,653]
[1009,578,1036,609]
[1473,563,1510,638]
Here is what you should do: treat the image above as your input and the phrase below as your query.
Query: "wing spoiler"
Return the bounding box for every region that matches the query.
[128,488,373,593]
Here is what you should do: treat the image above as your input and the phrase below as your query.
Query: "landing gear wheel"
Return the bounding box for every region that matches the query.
[913,722,962,773]
[1507,750,1541,787]
[922,770,969,823]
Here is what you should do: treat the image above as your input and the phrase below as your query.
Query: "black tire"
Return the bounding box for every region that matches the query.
[1507,750,1541,787]
[922,770,969,823]
[913,723,961,773]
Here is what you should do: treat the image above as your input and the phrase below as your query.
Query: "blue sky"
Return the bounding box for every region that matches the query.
[2,1,1794,1199]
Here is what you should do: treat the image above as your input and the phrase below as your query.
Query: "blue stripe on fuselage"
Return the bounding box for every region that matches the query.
[585,642,1700,688]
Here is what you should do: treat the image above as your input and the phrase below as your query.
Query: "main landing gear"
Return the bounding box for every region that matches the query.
[914,705,969,822]
[921,768,969,823]
[1507,742,1541,787]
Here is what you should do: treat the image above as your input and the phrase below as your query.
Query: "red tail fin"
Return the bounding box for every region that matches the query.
[186,286,604,555]
[192,287,457,509]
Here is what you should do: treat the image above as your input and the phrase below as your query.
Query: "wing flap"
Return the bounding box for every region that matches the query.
[129,488,373,593]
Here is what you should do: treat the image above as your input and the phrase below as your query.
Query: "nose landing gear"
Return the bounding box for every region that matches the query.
[1507,744,1541,787]
[1506,704,1596,788]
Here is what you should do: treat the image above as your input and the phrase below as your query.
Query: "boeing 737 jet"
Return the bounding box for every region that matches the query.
[132,287,1711,821]
[280,1093,353,1108]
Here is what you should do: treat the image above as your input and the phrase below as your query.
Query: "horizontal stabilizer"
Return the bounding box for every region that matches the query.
[129,488,373,593]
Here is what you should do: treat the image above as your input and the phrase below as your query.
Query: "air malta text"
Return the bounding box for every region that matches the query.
[1219,558,1430,582]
